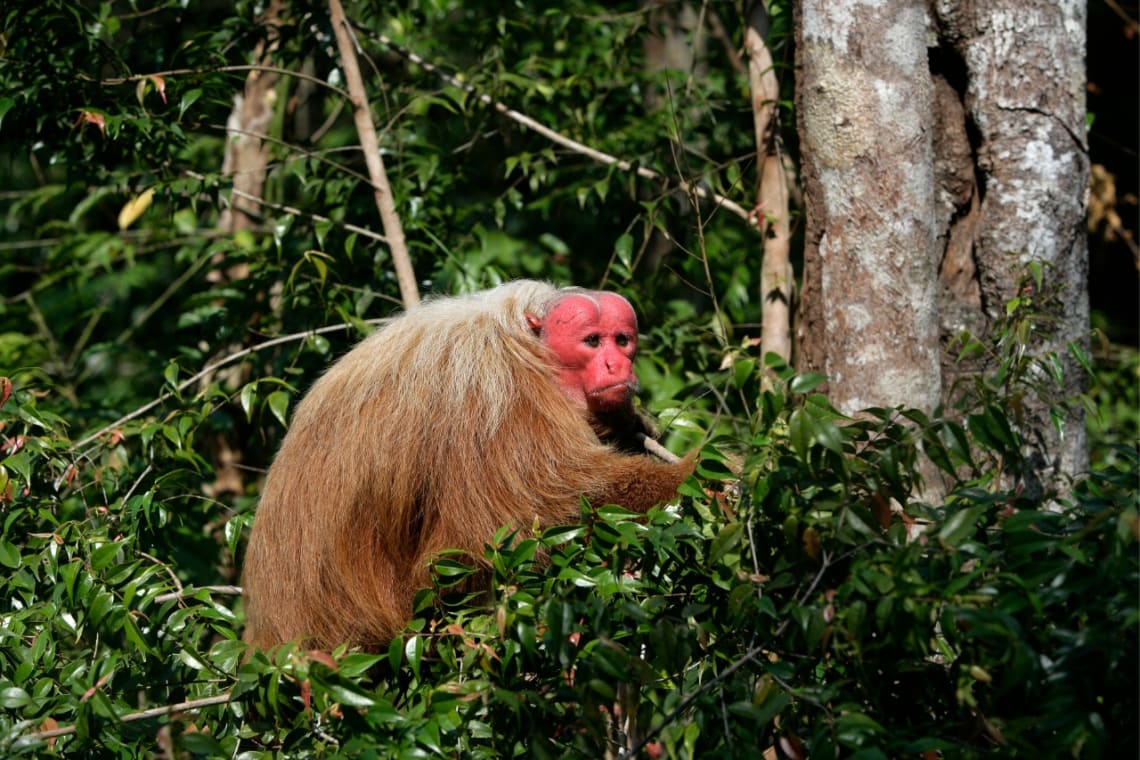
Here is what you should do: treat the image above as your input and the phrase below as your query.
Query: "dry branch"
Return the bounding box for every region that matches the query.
[745,3,794,364]
[187,170,389,246]
[327,0,420,308]
[18,693,232,745]
[367,30,753,224]
[636,433,682,464]
[70,320,386,456]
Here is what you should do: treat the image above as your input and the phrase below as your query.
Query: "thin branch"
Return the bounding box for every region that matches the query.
[619,550,839,760]
[707,8,748,78]
[71,319,385,455]
[121,465,155,508]
[185,170,388,245]
[115,252,213,345]
[1104,0,1140,34]
[138,549,183,598]
[636,433,681,464]
[209,123,373,187]
[17,693,232,745]
[363,28,752,223]
[88,65,349,99]
[155,585,243,604]
[327,0,420,308]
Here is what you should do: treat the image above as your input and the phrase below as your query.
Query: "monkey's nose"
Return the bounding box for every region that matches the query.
[605,353,630,374]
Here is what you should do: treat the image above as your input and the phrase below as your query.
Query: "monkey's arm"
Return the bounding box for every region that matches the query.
[582,447,698,512]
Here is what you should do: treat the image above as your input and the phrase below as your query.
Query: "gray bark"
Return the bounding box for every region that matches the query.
[931,0,1090,486]
[795,0,1090,492]
[795,0,943,415]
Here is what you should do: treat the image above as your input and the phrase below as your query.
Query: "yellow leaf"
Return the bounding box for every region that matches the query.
[118,188,155,230]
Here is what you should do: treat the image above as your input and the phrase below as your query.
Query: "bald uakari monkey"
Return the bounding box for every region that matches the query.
[241,280,695,652]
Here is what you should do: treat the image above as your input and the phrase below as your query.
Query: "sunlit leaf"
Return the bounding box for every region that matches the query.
[117,188,155,230]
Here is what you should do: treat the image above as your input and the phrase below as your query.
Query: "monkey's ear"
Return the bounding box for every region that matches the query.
[525,312,543,335]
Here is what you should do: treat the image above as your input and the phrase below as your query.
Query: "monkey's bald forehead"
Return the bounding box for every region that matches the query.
[546,289,636,322]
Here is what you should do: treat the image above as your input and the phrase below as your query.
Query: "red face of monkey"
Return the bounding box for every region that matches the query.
[536,292,640,414]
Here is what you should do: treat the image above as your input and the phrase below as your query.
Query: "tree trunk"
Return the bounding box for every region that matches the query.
[795,0,1090,491]
[930,0,1090,487]
[746,2,794,365]
[204,0,288,501]
[795,0,943,415]
[218,0,286,244]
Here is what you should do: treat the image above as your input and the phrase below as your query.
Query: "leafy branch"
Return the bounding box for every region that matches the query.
[71,320,386,456]
[16,694,233,746]
[361,27,754,224]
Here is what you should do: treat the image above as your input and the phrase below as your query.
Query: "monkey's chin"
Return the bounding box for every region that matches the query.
[587,383,636,412]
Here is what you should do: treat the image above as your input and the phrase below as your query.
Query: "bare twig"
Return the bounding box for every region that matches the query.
[70,319,385,456]
[17,693,232,745]
[185,170,388,245]
[115,253,213,345]
[636,433,682,464]
[155,585,243,604]
[706,9,748,77]
[89,65,349,99]
[121,465,155,509]
[1104,0,1140,34]
[139,550,183,598]
[327,0,420,308]
[364,29,752,223]
[211,124,373,187]
[618,549,842,760]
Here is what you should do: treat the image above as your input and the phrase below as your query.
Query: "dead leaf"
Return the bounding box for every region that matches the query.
[118,188,155,230]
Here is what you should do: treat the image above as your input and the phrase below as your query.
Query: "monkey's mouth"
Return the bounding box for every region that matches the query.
[587,382,637,408]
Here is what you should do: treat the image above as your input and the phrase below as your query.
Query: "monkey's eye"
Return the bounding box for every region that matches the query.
[584,334,601,347]
[615,333,632,347]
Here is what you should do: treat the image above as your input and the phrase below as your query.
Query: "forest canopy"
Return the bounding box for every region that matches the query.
[0,1,1136,757]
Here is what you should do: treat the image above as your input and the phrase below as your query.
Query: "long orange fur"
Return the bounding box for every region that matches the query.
[241,280,694,651]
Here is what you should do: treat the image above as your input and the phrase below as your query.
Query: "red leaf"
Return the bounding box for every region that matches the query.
[75,110,106,136]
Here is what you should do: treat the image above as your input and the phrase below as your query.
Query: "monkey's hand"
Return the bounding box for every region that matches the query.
[591,406,660,454]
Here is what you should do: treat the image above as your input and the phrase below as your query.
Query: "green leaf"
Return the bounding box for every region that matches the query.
[239,383,257,422]
[86,589,115,628]
[709,522,742,565]
[267,391,290,427]
[1068,340,1093,375]
[789,373,827,394]
[179,732,225,755]
[614,233,633,270]
[405,635,424,681]
[968,405,1019,452]
[89,541,122,571]
[789,408,810,459]
[324,682,377,708]
[0,686,31,708]
[178,88,202,118]
[938,504,988,547]
[163,361,181,389]
[0,539,20,569]
[432,559,474,578]
[542,524,589,543]
[733,358,756,390]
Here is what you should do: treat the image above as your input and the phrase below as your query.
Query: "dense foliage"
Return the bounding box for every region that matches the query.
[1,1,1136,757]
